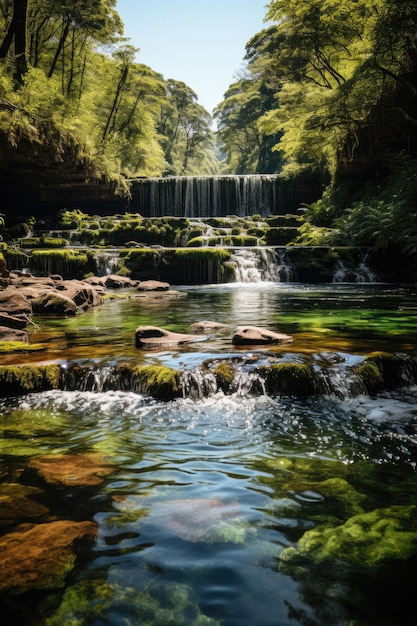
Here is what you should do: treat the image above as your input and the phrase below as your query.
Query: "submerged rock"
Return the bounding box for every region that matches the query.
[135,325,201,348]
[190,320,230,333]
[0,520,98,595]
[232,325,293,346]
[28,453,116,488]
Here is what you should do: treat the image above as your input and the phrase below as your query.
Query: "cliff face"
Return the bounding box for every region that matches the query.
[0,128,129,216]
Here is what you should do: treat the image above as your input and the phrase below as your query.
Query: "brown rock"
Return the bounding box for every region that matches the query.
[0,483,49,527]
[0,520,98,595]
[56,280,102,310]
[0,326,28,342]
[135,325,201,348]
[232,325,293,346]
[137,280,170,291]
[0,286,32,315]
[104,274,137,288]
[31,291,79,315]
[28,453,115,488]
[0,312,28,330]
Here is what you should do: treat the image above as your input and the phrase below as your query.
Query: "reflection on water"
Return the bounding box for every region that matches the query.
[1,283,417,625]
[4,282,417,365]
[1,387,417,625]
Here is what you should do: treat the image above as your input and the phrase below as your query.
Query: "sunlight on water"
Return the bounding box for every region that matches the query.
[1,283,417,625]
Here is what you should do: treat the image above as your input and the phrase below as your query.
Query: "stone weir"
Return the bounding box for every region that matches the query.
[130,175,300,218]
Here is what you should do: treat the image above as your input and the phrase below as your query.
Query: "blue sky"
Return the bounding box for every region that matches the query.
[115,0,270,116]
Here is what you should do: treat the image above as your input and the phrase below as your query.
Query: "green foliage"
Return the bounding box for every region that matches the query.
[0,3,216,184]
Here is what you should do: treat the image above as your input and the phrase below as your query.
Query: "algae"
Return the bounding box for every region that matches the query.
[0,364,61,396]
[282,505,417,568]
[132,365,181,400]
[259,362,317,396]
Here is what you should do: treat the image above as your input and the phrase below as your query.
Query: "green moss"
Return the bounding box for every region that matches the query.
[29,249,98,279]
[283,505,417,568]
[118,248,162,279]
[230,235,258,246]
[0,364,61,396]
[175,248,231,284]
[131,365,181,400]
[356,361,384,393]
[45,579,220,626]
[366,351,417,389]
[259,363,317,396]
[265,227,299,246]
[213,361,235,392]
[20,237,69,249]
[267,215,301,227]
[186,236,204,247]
[0,341,45,354]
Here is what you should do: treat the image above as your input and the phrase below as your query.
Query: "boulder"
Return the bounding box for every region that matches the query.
[104,274,137,289]
[31,291,79,315]
[28,453,115,488]
[135,325,201,348]
[55,280,102,310]
[0,326,28,342]
[232,325,293,346]
[137,280,170,291]
[0,312,28,330]
[0,286,32,315]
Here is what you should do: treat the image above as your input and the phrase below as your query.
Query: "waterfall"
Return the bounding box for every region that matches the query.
[230,248,295,282]
[332,255,377,283]
[131,175,283,218]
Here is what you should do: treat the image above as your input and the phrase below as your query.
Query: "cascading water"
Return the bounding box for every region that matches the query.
[131,174,283,217]
[333,254,377,283]
[230,248,295,282]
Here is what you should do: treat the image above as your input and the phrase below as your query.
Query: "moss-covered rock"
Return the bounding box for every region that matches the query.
[356,360,384,394]
[265,227,299,246]
[282,505,417,568]
[174,248,231,284]
[365,352,417,389]
[20,237,69,249]
[29,249,98,279]
[259,362,317,396]
[0,364,61,396]
[118,248,164,280]
[213,361,235,393]
[131,365,181,400]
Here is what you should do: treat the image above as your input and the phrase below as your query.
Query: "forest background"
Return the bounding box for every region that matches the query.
[0,0,416,273]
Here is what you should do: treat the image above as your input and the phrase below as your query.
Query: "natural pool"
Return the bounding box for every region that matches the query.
[1,283,417,625]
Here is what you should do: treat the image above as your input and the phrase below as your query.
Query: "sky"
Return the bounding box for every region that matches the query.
[115,0,270,116]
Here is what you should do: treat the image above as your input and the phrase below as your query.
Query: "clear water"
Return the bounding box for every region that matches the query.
[1,283,417,625]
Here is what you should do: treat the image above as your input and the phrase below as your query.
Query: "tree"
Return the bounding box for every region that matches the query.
[0,0,28,84]
[158,80,215,175]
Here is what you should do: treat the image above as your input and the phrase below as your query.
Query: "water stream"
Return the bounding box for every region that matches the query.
[1,283,417,625]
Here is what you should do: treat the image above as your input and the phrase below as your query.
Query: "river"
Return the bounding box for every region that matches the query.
[1,282,417,625]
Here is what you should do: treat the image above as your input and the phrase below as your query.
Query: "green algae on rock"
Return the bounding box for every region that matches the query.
[131,365,181,400]
[258,363,317,396]
[281,505,417,569]
[0,364,61,396]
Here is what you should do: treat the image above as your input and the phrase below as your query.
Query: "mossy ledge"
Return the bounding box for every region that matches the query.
[356,352,417,393]
[0,364,61,396]
[257,363,318,396]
